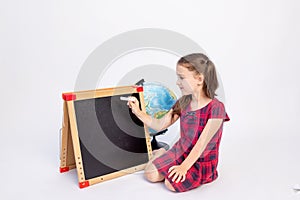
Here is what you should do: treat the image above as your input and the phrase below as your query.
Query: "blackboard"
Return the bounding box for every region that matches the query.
[74,93,148,180]
[60,86,152,188]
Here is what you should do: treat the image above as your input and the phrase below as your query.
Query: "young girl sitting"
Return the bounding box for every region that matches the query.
[128,53,230,192]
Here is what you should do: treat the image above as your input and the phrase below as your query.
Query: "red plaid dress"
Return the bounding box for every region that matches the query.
[152,98,230,192]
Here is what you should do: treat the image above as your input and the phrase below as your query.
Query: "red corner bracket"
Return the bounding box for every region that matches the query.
[60,167,70,173]
[133,86,143,92]
[79,181,90,189]
[62,93,76,101]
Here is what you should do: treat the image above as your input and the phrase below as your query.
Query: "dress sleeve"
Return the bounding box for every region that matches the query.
[208,100,230,122]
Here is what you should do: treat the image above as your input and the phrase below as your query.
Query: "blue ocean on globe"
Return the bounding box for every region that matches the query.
[143,82,177,133]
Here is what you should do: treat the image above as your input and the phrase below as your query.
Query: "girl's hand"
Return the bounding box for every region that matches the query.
[168,165,188,183]
[127,96,140,115]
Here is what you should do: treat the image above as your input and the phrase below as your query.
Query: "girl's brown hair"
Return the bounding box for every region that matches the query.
[172,53,219,118]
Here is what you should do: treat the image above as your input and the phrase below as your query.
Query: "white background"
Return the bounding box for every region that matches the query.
[1,0,300,199]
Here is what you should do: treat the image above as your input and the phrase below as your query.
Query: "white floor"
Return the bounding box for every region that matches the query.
[1,119,299,200]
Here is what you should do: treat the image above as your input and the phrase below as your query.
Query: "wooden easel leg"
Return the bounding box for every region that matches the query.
[60,101,75,173]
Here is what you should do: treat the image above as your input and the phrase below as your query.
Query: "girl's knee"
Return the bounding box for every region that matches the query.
[144,170,164,182]
[143,149,166,183]
[164,179,176,192]
[144,164,164,182]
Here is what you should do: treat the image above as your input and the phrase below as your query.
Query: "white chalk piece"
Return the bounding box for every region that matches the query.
[120,97,129,101]
[120,96,135,102]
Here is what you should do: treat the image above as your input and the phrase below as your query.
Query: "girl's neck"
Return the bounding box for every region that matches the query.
[190,91,212,111]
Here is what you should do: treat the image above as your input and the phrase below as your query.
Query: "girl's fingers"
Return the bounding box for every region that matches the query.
[128,96,137,102]
[176,174,185,183]
[168,170,175,178]
[181,174,186,182]
[168,166,175,173]
[175,175,182,183]
[167,166,186,183]
[171,173,179,182]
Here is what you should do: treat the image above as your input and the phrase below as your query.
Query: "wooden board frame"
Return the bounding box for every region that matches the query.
[59,85,153,188]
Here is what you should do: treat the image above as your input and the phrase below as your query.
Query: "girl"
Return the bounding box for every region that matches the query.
[128,53,230,192]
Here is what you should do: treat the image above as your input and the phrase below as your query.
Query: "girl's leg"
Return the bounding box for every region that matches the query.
[164,179,176,192]
[144,148,166,182]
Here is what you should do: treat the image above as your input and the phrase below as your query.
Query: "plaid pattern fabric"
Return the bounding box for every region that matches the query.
[153,98,230,192]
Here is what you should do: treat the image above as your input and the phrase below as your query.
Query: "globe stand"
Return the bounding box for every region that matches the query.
[150,129,169,150]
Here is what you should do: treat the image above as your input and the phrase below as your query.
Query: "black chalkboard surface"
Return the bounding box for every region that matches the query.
[74,93,148,180]
[60,86,152,188]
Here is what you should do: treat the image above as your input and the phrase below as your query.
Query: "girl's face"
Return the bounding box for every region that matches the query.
[176,64,202,95]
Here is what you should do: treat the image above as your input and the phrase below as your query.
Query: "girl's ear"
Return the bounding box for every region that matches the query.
[197,73,204,85]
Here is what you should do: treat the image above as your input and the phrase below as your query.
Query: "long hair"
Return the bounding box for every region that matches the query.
[172,53,219,118]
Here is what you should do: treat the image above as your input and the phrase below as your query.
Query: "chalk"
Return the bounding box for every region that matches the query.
[120,96,135,101]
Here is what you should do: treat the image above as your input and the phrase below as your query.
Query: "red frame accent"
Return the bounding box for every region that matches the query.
[136,86,143,92]
[62,93,76,101]
[59,167,70,173]
[79,181,90,189]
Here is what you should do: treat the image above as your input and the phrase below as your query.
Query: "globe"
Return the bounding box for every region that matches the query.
[143,82,177,134]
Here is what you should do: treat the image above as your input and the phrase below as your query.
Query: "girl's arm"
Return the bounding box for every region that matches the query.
[128,97,179,131]
[168,118,223,183]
